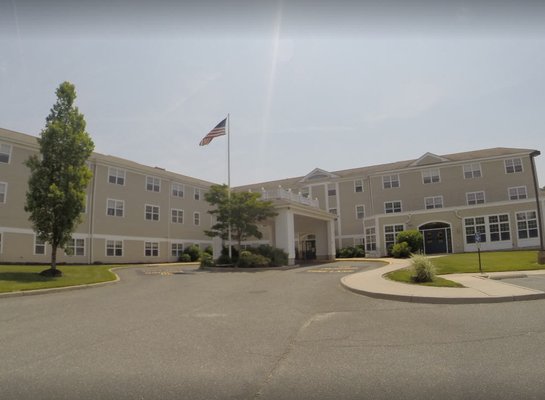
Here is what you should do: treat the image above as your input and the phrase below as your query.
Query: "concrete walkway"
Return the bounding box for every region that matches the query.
[341,258,545,304]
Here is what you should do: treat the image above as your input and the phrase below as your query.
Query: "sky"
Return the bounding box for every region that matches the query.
[1,0,545,186]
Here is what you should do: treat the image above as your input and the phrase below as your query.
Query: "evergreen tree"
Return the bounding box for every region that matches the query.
[25,82,94,276]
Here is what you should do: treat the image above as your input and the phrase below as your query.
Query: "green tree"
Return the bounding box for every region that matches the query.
[25,82,94,277]
[204,184,278,253]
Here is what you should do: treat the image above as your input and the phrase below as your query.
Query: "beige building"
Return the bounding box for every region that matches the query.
[1,127,543,263]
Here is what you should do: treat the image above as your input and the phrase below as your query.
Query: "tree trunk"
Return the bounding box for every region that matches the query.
[51,245,57,271]
[40,244,62,277]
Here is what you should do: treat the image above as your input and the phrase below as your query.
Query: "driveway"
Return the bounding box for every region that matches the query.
[2,262,545,400]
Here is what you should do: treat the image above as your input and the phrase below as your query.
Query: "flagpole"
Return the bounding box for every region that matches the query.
[227,113,232,259]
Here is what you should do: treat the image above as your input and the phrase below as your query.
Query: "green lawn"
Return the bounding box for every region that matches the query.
[433,250,543,274]
[0,264,120,293]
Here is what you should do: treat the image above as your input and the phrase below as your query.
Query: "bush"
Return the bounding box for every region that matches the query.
[179,254,191,262]
[237,251,271,268]
[396,230,423,253]
[337,245,365,258]
[215,254,233,266]
[391,242,411,258]
[183,245,201,262]
[200,253,215,268]
[203,245,213,255]
[255,244,288,266]
[410,254,436,282]
[221,246,239,262]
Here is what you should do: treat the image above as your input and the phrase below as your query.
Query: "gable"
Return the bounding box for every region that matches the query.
[410,152,450,166]
[300,168,339,182]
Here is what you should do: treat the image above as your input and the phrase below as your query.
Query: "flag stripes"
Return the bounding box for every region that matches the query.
[199,118,227,146]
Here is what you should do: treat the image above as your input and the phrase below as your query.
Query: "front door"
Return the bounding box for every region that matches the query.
[302,240,316,260]
[423,228,448,254]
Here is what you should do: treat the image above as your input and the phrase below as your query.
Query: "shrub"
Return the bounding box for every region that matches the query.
[183,245,201,262]
[203,245,213,256]
[179,254,191,262]
[255,244,288,266]
[221,246,239,262]
[237,252,270,268]
[337,246,365,258]
[410,254,436,283]
[396,230,423,253]
[391,242,411,258]
[200,253,215,268]
[216,254,233,266]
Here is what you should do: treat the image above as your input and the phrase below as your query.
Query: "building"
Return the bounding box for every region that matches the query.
[1,127,543,264]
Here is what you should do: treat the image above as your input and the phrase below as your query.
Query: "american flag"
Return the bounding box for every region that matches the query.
[199,118,227,146]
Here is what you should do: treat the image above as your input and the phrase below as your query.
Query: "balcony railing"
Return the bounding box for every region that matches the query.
[259,187,319,208]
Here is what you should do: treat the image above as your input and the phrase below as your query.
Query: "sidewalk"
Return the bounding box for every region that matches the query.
[340,258,545,304]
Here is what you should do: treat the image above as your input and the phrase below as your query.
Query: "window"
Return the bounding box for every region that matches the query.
[383,174,400,189]
[171,209,184,223]
[145,242,159,257]
[194,188,202,200]
[488,214,510,242]
[356,205,365,219]
[108,167,125,185]
[384,224,404,250]
[171,243,184,257]
[466,191,485,205]
[327,184,336,196]
[0,182,6,203]
[422,169,440,184]
[106,240,123,256]
[145,205,160,221]
[508,186,527,200]
[34,237,46,255]
[463,163,482,179]
[66,238,85,256]
[384,201,402,214]
[365,227,376,252]
[465,217,486,244]
[329,208,337,215]
[517,211,539,239]
[146,176,160,192]
[107,199,124,217]
[505,158,523,173]
[193,212,200,226]
[172,183,184,198]
[0,233,2,253]
[301,187,310,198]
[354,179,363,193]
[0,143,11,163]
[425,196,443,209]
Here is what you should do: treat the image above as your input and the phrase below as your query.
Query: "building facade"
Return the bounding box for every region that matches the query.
[1,127,543,263]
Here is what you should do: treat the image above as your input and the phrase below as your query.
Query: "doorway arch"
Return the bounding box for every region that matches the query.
[419,222,452,254]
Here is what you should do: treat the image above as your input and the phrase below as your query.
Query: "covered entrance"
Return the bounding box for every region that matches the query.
[419,222,452,254]
[298,234,317,261]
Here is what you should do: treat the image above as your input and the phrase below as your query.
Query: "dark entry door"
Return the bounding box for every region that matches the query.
[302,240,316,260]
[423,229,447,254]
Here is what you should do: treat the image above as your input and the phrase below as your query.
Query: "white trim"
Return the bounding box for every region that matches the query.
[171,208,184,224]
[145,204,160,222]
[424,195,444,209]
[421,168,441,184]
[0,231,3,254]
[171,182,185,198]
[463,162,482,179]
[508,186,528,201]
[382,174,400,189]
[144,241,160,257]
[33,235,46,256]
[106,198,125,217]
[146,176,161,192]
[504,157,524,174]
[66,237,86,257]
[384,200,402,214]
[105,239,123,257]
[193,211,200,226]
[354,179,364,193]
[0,142,12,164]
[0,181,7,203]
[355,204,365,219]
[466,191,486,205]
[409,152,450,166]
[107,167,126,185]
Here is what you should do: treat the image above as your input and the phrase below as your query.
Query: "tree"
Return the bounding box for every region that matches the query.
[25,82,94,277]
[204,184,278,254]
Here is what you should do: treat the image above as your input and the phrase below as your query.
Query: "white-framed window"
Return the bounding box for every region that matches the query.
[384,224,404,250]
[0,143,12,164]
[107,199,124,217]
[464,214,511,244]
[145,204,160,221]
[356,205,365,219]
[106,240,123,257]
[508,186,527,201]
[146,176,161,192]
[329,208,338,215]
[464,217,486,244]
[194,188,202,200]
[383,174,400,189]
[66,238,85,256]
[354,179,364,193]
[505,158,523,173]
[0,182,6,203]
[489,214,511,242]
[193,212,200,226]
[422,169,440,184]
[463,163,482,179]
[108,167,125,185]
[466,191,485,205]
[327,184,336,196]
[516,211,539,239]
[171,208,184,224]
[34,236,46,255]
[384,201,402,214]
[171,243,184,257]
[425,196,443,209]
[172,183,184,198]
[354,237,365,246]
[0,232,2,254]
[145,241,159,257]
[300,186,310,198]
[365,227,377,252]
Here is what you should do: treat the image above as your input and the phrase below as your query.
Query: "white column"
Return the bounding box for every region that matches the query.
[275,208,296,265]
[328,219,336,260]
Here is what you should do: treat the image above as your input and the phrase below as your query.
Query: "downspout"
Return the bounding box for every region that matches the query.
[529,151,545,263]
[89,160,98,264]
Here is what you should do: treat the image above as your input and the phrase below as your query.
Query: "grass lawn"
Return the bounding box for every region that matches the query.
[386,268,464,288]
[0,264,120,293]
[433,250,544,274]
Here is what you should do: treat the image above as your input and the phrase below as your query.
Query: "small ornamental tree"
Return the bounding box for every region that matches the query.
[204,184,278,253]
[25,82,94,277]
